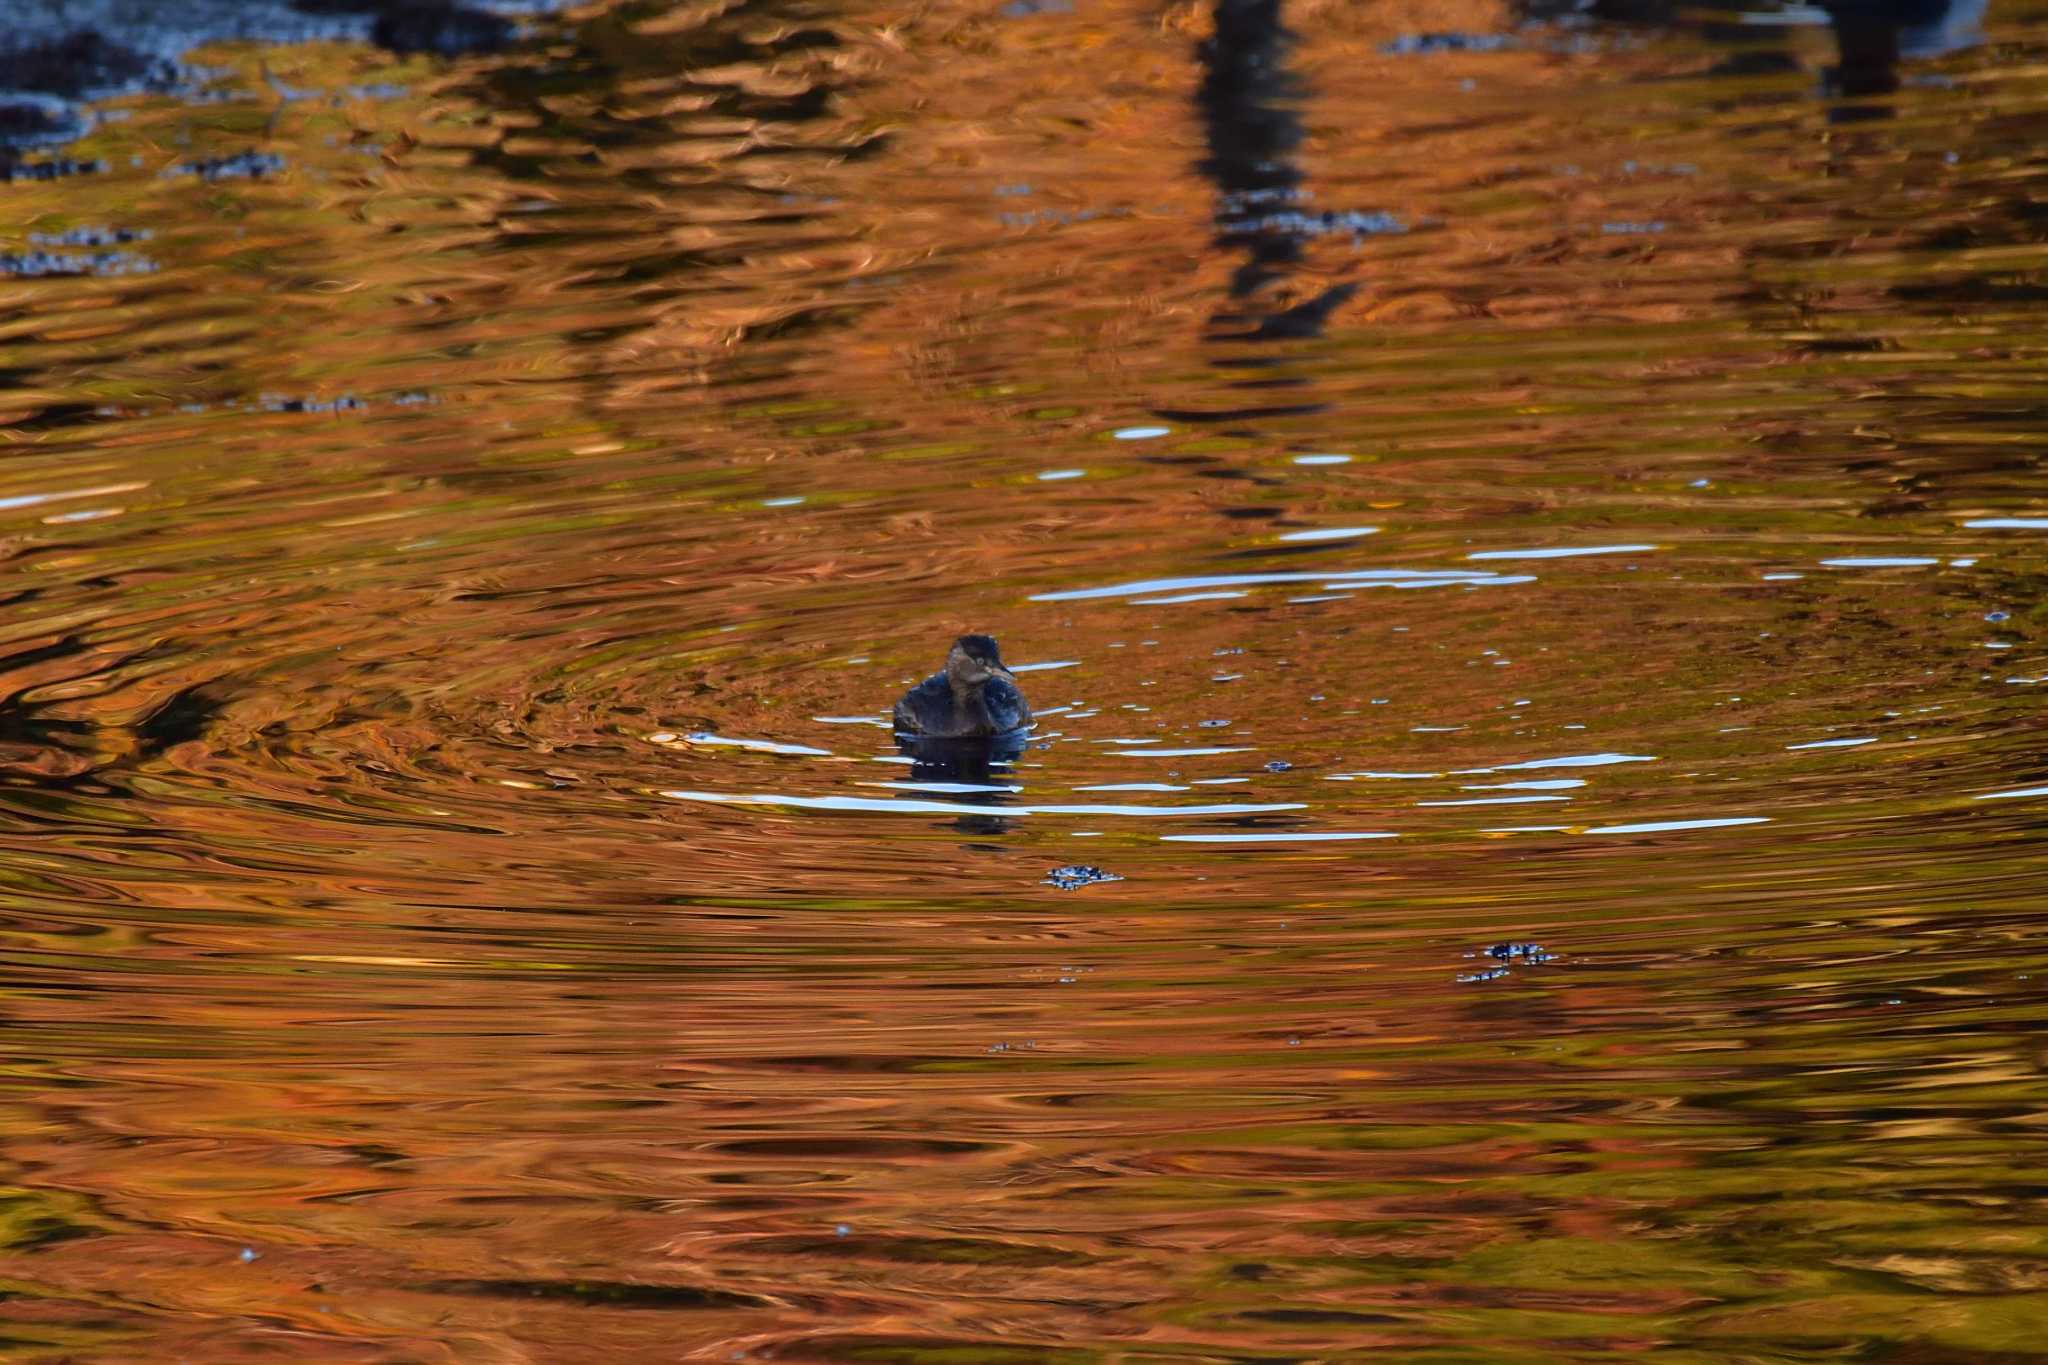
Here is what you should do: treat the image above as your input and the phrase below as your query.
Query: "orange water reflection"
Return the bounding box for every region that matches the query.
[3,0,2048,1358]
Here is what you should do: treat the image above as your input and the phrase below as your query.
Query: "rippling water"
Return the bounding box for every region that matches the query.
[5,0,2048,1358]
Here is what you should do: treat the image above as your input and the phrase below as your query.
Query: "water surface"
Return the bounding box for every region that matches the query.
[4,0,2048,1358]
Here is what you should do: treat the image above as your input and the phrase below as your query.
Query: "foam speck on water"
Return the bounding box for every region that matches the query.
[1486,752,1657,770]
[1466,543,1657,560]
[1584,817,1772,835]
[0,481,149,512]
[1033,568,1526,602]
[1820,557,1940,568]
[1461,779,1587,790]
[660,790,1303,817]
[1416,795,1572,806]
[1160,831,1398,843]
[657,732,835,756]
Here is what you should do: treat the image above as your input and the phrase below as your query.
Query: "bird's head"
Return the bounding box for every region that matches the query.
[946,634,1012,687]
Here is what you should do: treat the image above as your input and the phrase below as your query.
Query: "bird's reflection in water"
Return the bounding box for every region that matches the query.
[896,731,1028,838]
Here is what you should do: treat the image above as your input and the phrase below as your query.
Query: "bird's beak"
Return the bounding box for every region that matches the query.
[991,665,1017,683]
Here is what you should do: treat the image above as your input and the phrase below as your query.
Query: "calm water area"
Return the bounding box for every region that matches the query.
[3,0,2048,1358]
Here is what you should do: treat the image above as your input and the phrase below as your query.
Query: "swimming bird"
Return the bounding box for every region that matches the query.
[893,634,1033,738]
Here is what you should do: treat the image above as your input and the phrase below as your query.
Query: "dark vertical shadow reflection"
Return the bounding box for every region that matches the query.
[1161,0,1357,425]
[1820,0,1982,112]
[1199,0,1303,311]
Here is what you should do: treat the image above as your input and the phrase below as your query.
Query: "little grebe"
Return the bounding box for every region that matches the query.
[893,634,1033,738]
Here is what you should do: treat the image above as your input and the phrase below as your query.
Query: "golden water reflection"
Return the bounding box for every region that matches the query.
[3,0,2048,1357]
